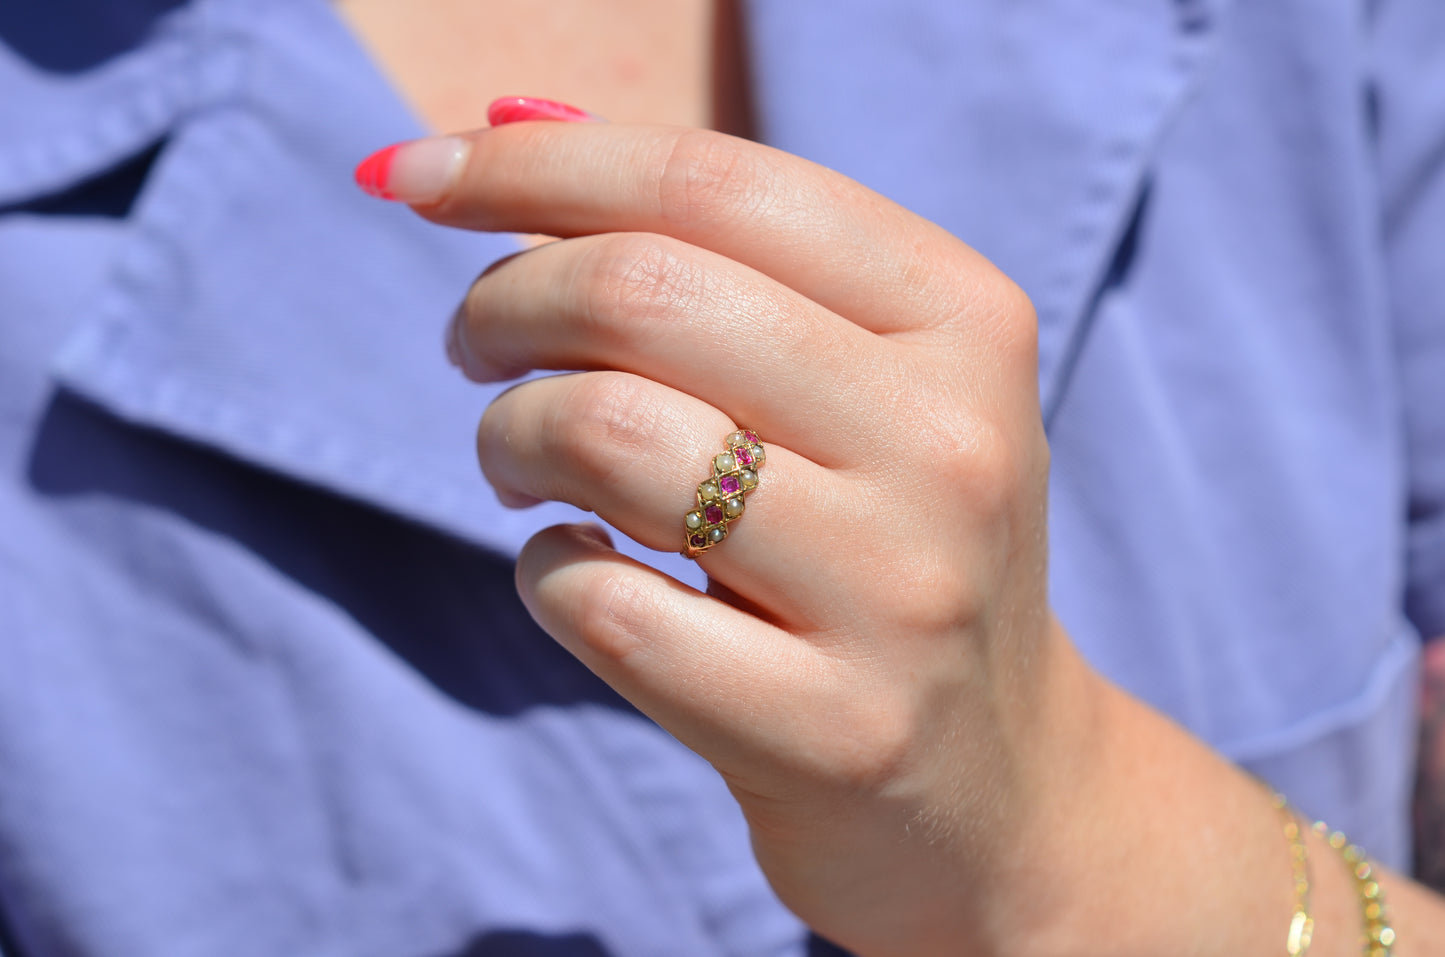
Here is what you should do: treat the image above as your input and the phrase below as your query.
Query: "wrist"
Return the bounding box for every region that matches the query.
[983,625,1113,957]
[988,638,1298,957]
[945,616,1114,957]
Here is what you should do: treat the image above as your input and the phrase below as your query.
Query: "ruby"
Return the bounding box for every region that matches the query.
[742,430,758,443]
[719,475,740,494]
[734,447,754,466]
[689,534,707,548]
[704,504,724,524]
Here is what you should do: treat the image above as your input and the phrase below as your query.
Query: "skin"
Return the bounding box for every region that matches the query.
[395,120,1445,955]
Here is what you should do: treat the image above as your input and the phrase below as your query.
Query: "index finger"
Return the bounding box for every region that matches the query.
[369,123,1003,338]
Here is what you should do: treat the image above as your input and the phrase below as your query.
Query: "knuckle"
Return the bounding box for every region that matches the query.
[928,418,1021,518]
[979,272,1040,363]
[902,392,1016,492]
[549,373,667,488]
[810,686,921,793]
[893,554,984,626]
[925,256,1038,368]
[657,129,767,230]
[994,274,1037,328]
[574,234,707,338]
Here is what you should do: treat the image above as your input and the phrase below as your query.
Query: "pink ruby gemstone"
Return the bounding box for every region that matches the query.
[704,504,724,525]
[719,475,741,495]
[689,534,707,548]
[734,447,754,466]
[742,430,758,443]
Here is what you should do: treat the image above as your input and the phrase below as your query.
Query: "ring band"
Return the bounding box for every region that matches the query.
[683,430,765,558]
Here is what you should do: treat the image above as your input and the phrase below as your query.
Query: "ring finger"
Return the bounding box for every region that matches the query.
[478,369,854,630]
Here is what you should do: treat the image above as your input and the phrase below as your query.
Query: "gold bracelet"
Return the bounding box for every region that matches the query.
[1272,793,1315,955]
[1313,822,1396,957]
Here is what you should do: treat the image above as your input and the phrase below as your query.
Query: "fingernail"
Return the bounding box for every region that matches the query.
[573,523,614,548]
[444,303,497,382]
[354,136,471,203]
[496,488,545,509]
[445,306,481,378]
[444,308,463,369]
[487,96,601,126]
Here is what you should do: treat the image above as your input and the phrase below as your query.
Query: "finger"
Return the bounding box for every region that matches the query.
[401,123,1005,340]
[478,370,852,629]
[452,231,887,466]
[515,523,877,791]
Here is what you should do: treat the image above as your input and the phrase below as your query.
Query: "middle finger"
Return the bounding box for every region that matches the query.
[453,231,889,467]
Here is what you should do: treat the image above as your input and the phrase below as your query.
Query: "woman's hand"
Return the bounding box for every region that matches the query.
[365,115,1099,956]
[357,105,1445,957]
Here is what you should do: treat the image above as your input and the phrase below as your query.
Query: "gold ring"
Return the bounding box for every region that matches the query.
[683,430,765,558]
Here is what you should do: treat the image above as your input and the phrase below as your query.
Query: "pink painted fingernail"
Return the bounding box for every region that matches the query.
[354,136,471,203]
[487,96,600,126]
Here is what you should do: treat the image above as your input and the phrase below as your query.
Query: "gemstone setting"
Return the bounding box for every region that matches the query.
[683,428,766,557]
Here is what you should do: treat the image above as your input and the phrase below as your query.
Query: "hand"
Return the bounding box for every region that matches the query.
[373,117,1098,956]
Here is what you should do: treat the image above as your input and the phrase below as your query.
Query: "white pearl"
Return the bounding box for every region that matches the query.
[700,481,720,502]
[714,452,736,473]
[724,497,744,519]
[685,511,704,530]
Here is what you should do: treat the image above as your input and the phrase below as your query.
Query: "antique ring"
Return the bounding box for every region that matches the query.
[682,430,765,558]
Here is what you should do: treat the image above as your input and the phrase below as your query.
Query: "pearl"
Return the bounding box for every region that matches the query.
[685,511,704,530]
[740,469,758,489]
[700,480,720,502]
[724,497,744,519]
[714,452,736,473]
[708,526,726,544]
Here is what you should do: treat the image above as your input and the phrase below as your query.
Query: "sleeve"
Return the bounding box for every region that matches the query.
[1374,0,1445,640]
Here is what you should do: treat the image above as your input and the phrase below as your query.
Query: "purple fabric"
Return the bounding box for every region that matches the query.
[1,0,1442,953]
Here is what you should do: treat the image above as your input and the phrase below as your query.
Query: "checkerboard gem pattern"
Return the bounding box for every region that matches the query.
[683,430,765,557]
